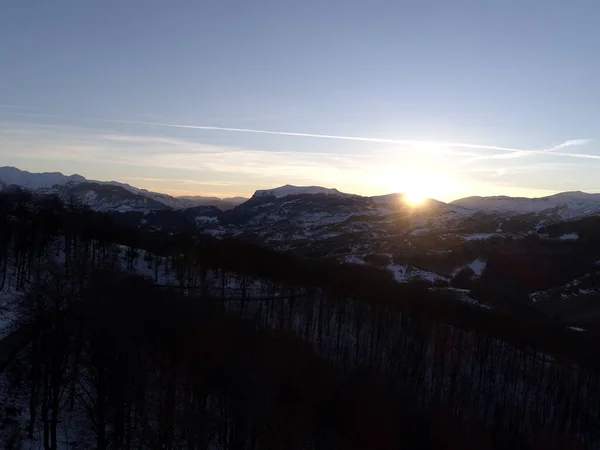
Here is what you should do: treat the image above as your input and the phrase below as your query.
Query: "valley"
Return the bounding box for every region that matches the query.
[2,166,600,448]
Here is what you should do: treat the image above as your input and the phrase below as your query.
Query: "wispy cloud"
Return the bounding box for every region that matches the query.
[462,162,579,178]
[0,110,532,154]
[2,115,599,200]
[0,104,41,110]
[3,110,597,163]
[101,120,600,164]
[121,176,243,187]
[0,122,377,191]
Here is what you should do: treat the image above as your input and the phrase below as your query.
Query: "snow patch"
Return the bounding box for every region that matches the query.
[558,233,578,240]
[344,255,365,265]
[387,264,407,282]
[468,259,487,277]
[445,288,492,309]
[463,233,498,241]
[387,264,447,283]
[195,216,219,224]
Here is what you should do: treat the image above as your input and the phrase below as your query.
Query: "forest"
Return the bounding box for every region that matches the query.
[1,189,600,449]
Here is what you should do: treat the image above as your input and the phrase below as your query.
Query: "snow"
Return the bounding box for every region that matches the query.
[387,264,407,282]
[463,233,498,241]
[558,232,579,240]
[0,166,85,189]
[344,255,365,265]
[451,191,600,220]
[445,288,493,309]
[0,166,239,211]
[319,232,341,239]
[387,264,447,283]
[195,215,219,223]
[468,259,487,276]
[0,290,17,339]
[253,184,345,199]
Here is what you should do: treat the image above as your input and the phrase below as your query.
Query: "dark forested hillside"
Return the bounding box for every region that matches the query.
[1,190,600,448]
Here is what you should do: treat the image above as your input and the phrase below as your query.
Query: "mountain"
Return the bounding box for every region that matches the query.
[0,166,86,189]
[177,195,247,210]
[10,165,600,290]
[451,191,600,219]
[253,184,346,199]
[3,188,599,449]
[7,167,600,321]
[40,182,170,212]
[0,166,247,211]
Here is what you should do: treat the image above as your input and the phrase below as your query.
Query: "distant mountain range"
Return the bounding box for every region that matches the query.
[5,164,600,224]
[4,165,600,220]
[6,165,600,320]
[0,166,246,211]
[451,191,600,219]
[5,164,600,223]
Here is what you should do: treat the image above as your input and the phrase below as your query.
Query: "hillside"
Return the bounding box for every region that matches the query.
[0,166,247,211]
[1,190,600,448]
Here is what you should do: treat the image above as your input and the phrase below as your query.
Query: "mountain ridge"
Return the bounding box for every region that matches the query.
[0,166,247,211]
[6,166,600,221]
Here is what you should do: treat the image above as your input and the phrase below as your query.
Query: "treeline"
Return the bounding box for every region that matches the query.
[2,190,600,448]
[3,274,440,449]
[3,270,593,449]
[3,271,440,449]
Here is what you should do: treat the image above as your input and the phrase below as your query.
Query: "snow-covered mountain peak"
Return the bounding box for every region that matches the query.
[252,184,345,199]
[0,166,246,211]
[546,191,598,200]
[0,166,86,189]
[451,190,600,219]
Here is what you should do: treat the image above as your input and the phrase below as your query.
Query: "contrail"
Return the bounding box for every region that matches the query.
[1,110,596,160]
[106,119,528,153]
[552,151,600,160]
[0,104,41,110]
[462,138,594,163]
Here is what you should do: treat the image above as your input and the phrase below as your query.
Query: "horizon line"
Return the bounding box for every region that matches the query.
[2,164,599,204]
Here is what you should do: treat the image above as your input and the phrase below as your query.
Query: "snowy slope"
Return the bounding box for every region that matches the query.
[451,191,600,219]
[0,166,85,189]
[0,166,245,211]
[253,184,347,199]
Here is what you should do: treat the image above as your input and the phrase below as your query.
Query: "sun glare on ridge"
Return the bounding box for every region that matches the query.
[382,170,463,206]
[404,190,427,206]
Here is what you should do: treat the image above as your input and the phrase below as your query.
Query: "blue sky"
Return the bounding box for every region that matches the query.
[1,0,600,201]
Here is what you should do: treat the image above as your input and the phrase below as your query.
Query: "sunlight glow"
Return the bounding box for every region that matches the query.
[380,170,464,205]
[404,191,427,206]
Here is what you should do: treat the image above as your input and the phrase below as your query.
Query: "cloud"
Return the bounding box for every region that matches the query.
[121,176,243,186]
[0,104,40,110]
[98,119,600,164]
[4,111,597,163]
[2,117,598,201]
[462,162,579,179]
[0,122,374,190]
[0,110,529,154]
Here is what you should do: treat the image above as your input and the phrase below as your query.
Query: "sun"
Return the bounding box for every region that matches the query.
[382,170,462,206]
[404,190,427,206]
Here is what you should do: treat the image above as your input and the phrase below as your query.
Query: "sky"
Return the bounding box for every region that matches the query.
[1,0,600,202]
